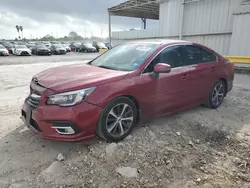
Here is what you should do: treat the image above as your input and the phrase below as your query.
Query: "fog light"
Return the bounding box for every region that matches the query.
[52,126,75,135]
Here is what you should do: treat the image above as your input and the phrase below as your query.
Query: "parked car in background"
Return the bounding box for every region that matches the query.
[21,40,234,142]
[62,44,71,52]
[2,42,13,54]
[27,42,36,49]
[80,43,97,52]
[105,42,112,49]
[50,44,66,55]
[92,42,108,52]
[61,42,70,46]
[14,42,27,46]
[13,45,32,56]
[51,41,61,45]
[0,44,9,56]
[32,44,52,55]
[41,41,51,48]
[69,42,81,52]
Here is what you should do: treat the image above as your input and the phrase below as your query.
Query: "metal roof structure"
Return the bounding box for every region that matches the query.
[234,0,250,15]
[108,0,160,20]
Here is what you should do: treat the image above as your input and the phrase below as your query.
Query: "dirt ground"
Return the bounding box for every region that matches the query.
[0,55,250,188]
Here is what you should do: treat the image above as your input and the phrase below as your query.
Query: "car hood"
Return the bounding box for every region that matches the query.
[55,48,65,50]
[34,64,128,92]
[37,47,49,50]
[16,48,29,51]
[0,49,8,52]
[86,47,96,50]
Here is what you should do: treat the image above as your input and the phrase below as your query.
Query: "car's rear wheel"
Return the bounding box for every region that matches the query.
[205,80,226,109]
[96,97,138,142]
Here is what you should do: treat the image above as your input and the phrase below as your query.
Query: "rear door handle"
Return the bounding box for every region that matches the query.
[211,67,215,72]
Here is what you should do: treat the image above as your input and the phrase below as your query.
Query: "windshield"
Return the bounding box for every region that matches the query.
[97,42,106,48]
[90,43,159,71]
[4,43,13,48]
[53,44,63,48]
[15,45,27,49]
[73,42,81,47]
[62,44,69,47]
[84,43,93,48]
[37,44,46,48]
[0,45,5,49]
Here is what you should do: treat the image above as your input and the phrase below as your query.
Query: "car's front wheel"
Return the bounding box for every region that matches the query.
[205,80,226,109]
[96,97,138,142]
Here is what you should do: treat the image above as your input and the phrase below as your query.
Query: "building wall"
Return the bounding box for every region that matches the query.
[230,12,250,56]
[159,0,182,37]
[182,0,239,35]
[111,0,248,56]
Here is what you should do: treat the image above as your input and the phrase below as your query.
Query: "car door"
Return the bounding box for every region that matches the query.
[133,45,192,118]
[183,44,219,104]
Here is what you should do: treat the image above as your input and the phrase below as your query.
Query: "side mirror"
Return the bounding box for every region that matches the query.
[154,63,171,73]
[152,63,171,78]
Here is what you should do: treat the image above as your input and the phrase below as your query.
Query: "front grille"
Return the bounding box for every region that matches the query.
[21,51,29,55]
[59,50,65,53]
[27,92,41,109]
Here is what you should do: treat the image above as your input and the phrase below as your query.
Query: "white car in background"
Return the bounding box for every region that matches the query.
[62,44,71,52]
[13,45,32,56]
[0,44,9,56]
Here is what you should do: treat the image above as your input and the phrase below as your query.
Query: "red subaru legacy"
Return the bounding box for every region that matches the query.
[21,40,234,142]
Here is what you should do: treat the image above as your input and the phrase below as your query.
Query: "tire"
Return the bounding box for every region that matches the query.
[96,97,138,142]
[205,80,226,109]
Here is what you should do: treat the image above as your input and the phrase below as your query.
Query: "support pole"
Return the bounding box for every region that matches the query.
[179,0,185,40]
[108,12,112,49]
[141,18,147,29]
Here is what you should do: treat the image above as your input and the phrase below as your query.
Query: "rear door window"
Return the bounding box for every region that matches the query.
[183,45,217,66]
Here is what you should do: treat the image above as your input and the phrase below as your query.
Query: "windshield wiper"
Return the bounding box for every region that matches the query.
[97,65,115,70]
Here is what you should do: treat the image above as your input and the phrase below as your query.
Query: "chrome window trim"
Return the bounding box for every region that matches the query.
[141,43,218,75]
[141,43,192,75]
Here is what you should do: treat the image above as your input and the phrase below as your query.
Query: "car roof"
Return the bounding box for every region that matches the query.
[127,39,192,45]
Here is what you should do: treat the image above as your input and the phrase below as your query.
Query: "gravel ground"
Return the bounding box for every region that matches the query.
[0,56,250,188]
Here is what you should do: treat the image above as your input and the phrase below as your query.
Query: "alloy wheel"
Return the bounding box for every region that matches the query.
[106,103,134,137]
[212,83,225,106]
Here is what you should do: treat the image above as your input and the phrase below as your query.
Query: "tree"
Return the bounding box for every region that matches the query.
[15,25,20,39]
[40,34,55,41]
[69,31,78,38]
[19,26,23,39]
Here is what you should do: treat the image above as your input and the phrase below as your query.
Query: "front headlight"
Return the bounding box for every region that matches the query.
[47,87,96,106]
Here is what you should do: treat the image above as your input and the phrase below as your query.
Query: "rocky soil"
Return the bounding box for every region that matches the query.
[0,59,249,188]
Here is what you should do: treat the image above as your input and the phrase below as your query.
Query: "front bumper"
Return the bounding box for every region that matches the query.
[21,99,103,142]
[0,51,9,56]
[37,51,51,55]
[16,51,31,56]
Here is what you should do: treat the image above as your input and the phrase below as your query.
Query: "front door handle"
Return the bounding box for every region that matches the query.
[181,73,188,80]
[211,67,215,72]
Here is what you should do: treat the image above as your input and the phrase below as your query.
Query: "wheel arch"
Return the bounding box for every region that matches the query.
[106,95,142,123]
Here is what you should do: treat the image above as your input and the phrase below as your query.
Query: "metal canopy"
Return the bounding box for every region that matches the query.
[108,0,160,20]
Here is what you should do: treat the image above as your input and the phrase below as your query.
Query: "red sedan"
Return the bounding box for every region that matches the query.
[21,40,234,142]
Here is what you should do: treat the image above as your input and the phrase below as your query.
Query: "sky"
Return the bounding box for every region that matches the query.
[0,0,158,39]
